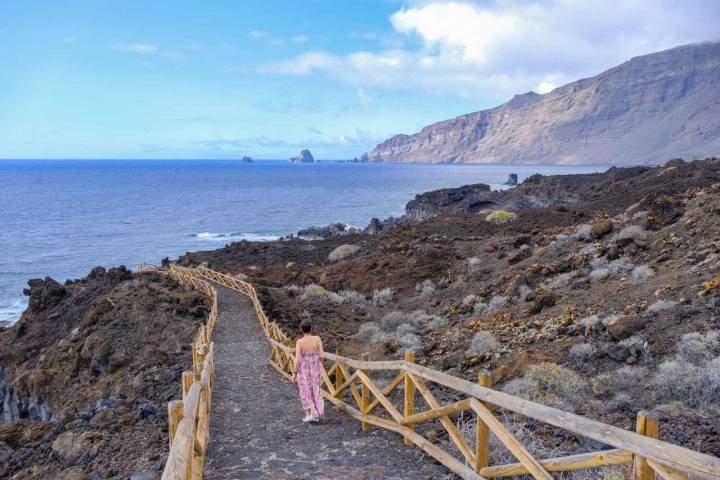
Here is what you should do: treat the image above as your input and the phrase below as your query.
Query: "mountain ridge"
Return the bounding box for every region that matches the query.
[365,42,720,165]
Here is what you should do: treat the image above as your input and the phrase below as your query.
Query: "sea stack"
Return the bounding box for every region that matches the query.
[241,156,253,163]
[290,149,315,163]
[504,173,518,186]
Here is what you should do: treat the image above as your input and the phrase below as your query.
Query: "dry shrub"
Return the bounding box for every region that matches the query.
[569,343,595,362]
[503,363,589,410]
[416,279,436,299]
[466,331,498,357]
[380,311,409,331]
[372,287,393,306]
[631,265,655,282]
[646,299,677,314]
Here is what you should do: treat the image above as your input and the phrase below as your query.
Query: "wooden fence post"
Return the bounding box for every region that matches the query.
[335,349,343,412]
[404,350,416,445]
[634,410,659,480]
[475,371,493,472]
[182,371,194,403]
[168,400,184,448]
[361,353,370,432]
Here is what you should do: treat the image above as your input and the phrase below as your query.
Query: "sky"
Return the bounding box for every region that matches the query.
[0,0,718,160]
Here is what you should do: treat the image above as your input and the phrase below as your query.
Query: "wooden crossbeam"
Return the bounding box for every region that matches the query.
[480,449,632,478]
[322,392,486,480]
[400,399,471,426]
[409,374,476,467]
[356,370,404,423]
[647,459,690,480]
[332,370,359,399]
[321,365,336,396]
[366,372,405,415]
[336,363,363,409]
[470,399,553,480]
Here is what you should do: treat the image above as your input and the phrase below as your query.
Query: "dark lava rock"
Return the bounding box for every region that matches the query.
[24,277,67,311]
[366,217,384,235]
[440,352,464,370]
[512,235,532,248]
[606,344,631,362]
[504,173,518,186]
[88,266,107,279]
[138,403,157,420]
[297,223,359,240]
[529,295,556,315]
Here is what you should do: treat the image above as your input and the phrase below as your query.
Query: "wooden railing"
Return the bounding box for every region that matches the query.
[139,264,217,480]
[155,264,720,480]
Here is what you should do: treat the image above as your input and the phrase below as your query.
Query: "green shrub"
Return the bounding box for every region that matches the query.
[485,210,517,224]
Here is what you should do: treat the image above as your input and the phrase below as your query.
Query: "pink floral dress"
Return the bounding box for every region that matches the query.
[296,349,325,418]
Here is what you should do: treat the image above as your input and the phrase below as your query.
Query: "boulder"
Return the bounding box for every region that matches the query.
[607,314,647,340]
[60,466,87,480]
[52,431,92,462]
[529,295,556,315]
[591,219,614,238]
[328,244,361,262]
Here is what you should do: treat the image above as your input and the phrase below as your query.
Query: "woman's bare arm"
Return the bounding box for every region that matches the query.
[292,340,301,382]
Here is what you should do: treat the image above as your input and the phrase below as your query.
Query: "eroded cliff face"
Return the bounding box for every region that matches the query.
[366,42,720,165]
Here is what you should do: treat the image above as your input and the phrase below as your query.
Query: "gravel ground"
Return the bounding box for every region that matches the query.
[203,286,453,479]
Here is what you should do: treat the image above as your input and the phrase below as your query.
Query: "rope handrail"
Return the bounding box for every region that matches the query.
[153,263,720,480]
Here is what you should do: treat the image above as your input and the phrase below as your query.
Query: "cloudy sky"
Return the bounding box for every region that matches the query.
[1,0,718,159]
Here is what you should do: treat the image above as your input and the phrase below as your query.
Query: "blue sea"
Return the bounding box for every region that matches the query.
[0,160,608,324]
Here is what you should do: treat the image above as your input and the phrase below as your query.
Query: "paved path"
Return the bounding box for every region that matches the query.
[203,286,452,479]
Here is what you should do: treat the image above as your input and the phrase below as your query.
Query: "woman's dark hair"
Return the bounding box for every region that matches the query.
[300,319,312,333]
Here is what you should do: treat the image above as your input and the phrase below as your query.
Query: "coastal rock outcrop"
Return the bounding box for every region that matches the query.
[290,149,315,163]
[297,223,359,240]
[0,267,209,478]
[504,174,518,186]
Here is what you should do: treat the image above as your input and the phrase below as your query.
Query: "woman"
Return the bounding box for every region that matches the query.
[291,319,325,423]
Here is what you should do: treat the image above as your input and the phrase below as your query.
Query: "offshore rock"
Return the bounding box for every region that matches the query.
[290,149,315,163]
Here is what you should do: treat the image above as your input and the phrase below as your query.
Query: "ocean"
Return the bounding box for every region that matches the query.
[0,160,608,324]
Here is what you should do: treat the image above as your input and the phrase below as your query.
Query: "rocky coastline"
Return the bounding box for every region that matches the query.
[2,157,720,478]
[0,267,210,479]
[178,157,720,459]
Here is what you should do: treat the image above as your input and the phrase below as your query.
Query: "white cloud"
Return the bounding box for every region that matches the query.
[259,0,720,100]
[356,88,372,106]
[117,43,158,54]
[61,36,76,44]
[291,35,310,44]
[248,30,270,39]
